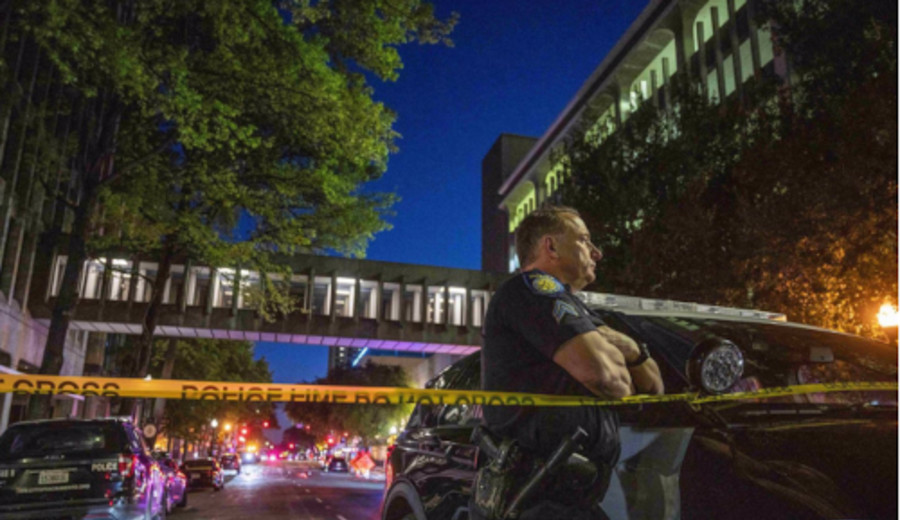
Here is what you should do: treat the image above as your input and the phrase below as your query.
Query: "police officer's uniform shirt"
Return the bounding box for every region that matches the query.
[482,269,620,466]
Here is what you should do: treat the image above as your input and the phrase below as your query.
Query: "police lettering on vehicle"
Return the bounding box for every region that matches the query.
[91,461,117,472]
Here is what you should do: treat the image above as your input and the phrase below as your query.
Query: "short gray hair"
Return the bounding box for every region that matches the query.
[515,206,580,267]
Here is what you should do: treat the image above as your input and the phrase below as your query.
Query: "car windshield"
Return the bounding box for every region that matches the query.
[0,422,126,459]
[641,316,897,408]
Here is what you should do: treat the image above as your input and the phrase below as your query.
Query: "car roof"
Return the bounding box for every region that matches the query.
[602,306,889,344]
[6,416,134,428]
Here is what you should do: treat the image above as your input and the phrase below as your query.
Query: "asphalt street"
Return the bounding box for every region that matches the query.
[176,460,384,520]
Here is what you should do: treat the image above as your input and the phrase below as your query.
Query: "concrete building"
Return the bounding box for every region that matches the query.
[482,0,786,272]
[0,32,108,431]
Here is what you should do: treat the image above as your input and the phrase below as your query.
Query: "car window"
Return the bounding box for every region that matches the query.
[406,354,479,429]
[125,425,147,454]
[437,354,483,426]
[0,422,127,459]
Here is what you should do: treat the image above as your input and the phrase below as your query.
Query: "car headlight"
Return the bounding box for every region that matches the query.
[687,338,745,394]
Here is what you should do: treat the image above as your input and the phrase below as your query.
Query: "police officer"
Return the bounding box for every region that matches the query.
[481,206,664,519]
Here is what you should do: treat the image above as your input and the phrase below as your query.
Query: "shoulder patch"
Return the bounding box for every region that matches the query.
[553,300,580,324]
[523,272,565,296]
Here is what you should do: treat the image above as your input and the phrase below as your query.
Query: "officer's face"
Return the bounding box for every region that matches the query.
[554,215,602,291]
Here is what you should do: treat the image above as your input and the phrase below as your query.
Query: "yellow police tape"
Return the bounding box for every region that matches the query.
[0,373,896,407]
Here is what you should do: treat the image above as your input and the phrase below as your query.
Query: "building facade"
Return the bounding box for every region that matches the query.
[482,0,786,272]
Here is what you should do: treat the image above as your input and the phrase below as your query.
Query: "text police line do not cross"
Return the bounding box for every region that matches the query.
[0,374,896,407]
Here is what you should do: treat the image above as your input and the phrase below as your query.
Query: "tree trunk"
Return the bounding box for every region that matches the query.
[119,242,174,416]
[29,91,122,419]
[26,179,98,419]
[147,336,178,448]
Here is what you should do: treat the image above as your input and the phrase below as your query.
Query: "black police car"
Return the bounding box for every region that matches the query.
[381,295,898,520]
[0,417,168,520]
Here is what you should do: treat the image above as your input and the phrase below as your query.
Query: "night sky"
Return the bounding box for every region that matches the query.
[255,1,647,389]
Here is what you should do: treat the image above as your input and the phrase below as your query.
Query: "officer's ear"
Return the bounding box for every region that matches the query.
[544,235,558,257]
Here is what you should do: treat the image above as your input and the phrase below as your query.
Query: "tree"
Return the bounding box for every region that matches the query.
[560,0,896,338]
[285,361,413,445]
[16,0,456,418]
[147,338,274,448]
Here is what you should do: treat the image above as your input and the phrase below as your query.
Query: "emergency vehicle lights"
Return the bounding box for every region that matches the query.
[579,292,786,321]
[687,339,745,394]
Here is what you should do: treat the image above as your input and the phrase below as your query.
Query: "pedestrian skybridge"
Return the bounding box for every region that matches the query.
[32,254,509,355]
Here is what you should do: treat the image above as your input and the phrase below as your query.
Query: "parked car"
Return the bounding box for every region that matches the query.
[381,297,898,520]
[326,456,349,473]
[181,458,224,491]
[0,417,168,520]
[152,452,188,513]
[219,453,241,474]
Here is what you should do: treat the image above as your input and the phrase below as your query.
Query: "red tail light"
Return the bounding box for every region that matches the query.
[118,454,138,477]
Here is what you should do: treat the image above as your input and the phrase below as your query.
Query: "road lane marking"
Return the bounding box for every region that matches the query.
[316,497,323,503]
[338,516,348,520]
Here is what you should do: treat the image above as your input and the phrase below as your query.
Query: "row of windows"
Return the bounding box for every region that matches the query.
[506,6,777,240]
[49,257,492,327]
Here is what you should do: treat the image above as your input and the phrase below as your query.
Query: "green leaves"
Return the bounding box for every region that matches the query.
[284,361,413,443]
[149,338,274,441]
[19,0,455,316]
[561,1,896,339]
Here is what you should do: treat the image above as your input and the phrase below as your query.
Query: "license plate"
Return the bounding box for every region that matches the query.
[38,470,69,485]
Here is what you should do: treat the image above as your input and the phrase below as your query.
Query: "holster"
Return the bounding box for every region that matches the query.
[471,428,531,520]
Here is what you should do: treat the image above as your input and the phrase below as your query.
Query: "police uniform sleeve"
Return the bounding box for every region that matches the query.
[499,274,598,360]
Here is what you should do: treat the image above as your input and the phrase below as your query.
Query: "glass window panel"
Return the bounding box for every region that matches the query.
[289,275,308,310]
[427,286,445,324]
[134,262,159,303]
[707,68,719,103]
[80,258,106,299]
[50,256,67,297]
[214,268,236,308]
[312,276,332,316]
[723,55,736,96]
[404,285,423,323]
[381,283,401,321]
[163,266,185,305]
[107,259,133,301]
[188,267,210,307]
[470,290,490,328]
[334,277,356,318]
[448,287,466,326]
[359,280,378,319]
[238,270,260,309]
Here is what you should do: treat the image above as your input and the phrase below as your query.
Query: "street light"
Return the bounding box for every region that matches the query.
[224,423,232,432]
[210,419,219,428]
[877,303,898,347]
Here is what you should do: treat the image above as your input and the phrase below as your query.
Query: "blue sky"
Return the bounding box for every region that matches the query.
[255,1,647,389]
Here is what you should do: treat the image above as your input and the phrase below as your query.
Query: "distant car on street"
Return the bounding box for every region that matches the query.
[382,296,898,520]
[0,417,168,520]
[219,453,241,474]
[326,456,350,473]
[152,451,188,513]
[181,458,225,491]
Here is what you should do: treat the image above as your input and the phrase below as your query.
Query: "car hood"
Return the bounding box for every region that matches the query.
[689,416,897,519]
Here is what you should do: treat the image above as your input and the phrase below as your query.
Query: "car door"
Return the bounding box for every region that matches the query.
[397,354,481,520]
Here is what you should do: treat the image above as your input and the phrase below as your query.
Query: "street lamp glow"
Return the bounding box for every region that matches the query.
[210,419,219,428]
[224,423,232,432]
[877,303,899,328]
